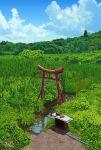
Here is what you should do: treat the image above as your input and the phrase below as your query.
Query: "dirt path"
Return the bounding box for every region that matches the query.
[24,129,85,150]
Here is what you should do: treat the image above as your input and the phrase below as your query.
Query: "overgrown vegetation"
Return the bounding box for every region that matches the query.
[0,32,101,150]
[57,84,101,150]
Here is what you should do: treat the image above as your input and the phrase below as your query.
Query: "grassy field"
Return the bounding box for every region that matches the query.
[0,51,101,150]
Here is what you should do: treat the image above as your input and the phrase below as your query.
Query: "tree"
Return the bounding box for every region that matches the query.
[84,30,88,37]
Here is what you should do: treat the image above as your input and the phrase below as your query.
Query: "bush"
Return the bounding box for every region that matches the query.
[0,123,30,150]
[68,58,79,64]
[56,85,101,150]
[96,59,101,64]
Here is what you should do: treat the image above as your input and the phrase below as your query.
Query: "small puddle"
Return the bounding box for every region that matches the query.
[29,111,52,135]
[29,101,55,135]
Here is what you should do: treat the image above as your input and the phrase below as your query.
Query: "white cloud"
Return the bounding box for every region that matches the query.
[8,8,25,30]
[0,0,101,43]
[0,11,9,30]
[45,0,101,36]
[0,8,64,43]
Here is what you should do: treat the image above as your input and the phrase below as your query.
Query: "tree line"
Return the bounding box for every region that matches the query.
[0,30,101,55]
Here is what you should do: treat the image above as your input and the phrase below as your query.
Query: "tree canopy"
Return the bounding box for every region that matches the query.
[0,30,101,55]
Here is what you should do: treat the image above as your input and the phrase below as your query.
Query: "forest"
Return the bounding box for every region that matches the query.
[0,30,101,55]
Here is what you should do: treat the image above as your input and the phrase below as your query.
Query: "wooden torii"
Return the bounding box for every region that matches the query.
[38,65,64,105]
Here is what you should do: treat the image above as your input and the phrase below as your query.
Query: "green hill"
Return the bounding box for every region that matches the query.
[0,30,101,55]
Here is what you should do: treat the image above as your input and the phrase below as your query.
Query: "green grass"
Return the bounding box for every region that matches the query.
[0,51,101,149]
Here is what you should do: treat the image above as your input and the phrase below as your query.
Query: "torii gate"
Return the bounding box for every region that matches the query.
[38,65,64,105]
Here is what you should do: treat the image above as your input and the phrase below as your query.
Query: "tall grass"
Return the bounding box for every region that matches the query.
[0,54,101,150]
[0,56,101,93]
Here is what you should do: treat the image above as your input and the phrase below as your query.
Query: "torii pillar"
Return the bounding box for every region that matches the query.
[38,65,64,105]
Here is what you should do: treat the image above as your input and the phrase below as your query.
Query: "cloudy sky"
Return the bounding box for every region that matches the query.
[0,0,101,43]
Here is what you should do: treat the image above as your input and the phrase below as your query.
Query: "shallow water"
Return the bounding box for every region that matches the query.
[29,111,53,135]
[29,94,75,135]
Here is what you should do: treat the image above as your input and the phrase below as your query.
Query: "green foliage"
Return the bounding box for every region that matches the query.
[0,104,30,150]
[0,30,101,55]
[45,118,55,130]
[84,30,88,37]
[18,109,35,127]
[56,85,101,150]
[0,51,101,149]
[0,123,30,150]
[19,49,43,58]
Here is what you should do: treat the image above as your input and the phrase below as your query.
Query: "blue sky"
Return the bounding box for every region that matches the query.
[0,0,78,25]
[0,0,101,43]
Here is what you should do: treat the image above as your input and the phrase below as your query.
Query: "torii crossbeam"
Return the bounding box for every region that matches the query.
[38,65,64,105]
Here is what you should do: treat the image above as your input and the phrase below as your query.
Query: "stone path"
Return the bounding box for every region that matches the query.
[24,129,85,150]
